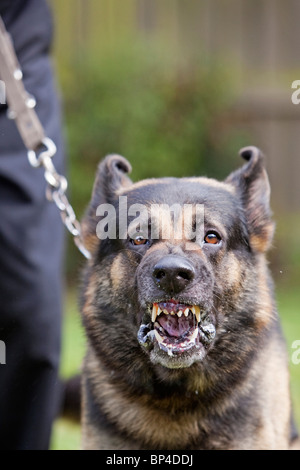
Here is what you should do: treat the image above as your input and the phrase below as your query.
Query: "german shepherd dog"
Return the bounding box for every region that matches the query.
[80,146,298,450]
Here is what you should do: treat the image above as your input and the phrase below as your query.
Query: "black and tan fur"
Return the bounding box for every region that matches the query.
[80,147,299,450]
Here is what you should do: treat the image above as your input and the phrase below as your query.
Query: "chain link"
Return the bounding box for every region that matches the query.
[0,17,90,260]
[28,138,91,260]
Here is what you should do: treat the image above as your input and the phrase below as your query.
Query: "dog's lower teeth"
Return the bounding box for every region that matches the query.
[153,326,199,352]
[154,330,164,343]
[184,308,189,317]
[189,328,199,342]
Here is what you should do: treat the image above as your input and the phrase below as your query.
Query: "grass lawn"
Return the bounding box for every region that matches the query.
[50,290,84,451]
[50,287,300,450]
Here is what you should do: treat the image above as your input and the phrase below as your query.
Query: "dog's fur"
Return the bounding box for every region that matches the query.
[79,147,298,450]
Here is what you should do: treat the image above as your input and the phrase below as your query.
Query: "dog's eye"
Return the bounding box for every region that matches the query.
[131,236,149,246]
[204,232,221,245]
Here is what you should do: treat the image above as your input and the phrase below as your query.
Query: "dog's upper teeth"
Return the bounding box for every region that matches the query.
[151,304,158,322]
[192,305,201,323]
[151,304,201,322]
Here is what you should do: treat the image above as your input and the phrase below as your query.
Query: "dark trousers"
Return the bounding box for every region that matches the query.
[0,0,64,449]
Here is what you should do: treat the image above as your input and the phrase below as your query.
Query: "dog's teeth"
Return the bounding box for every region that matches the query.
[170,311,175,315]
[177,310,183,317]
[157,306,162,316]
[189,328,199,342]
[184,308,189,317]
[154,330,164,344]
[193,306,201,323]
[152,304,158,322]
[163,309,169,315]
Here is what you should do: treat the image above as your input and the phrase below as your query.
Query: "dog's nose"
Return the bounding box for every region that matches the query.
[153,256,195,294]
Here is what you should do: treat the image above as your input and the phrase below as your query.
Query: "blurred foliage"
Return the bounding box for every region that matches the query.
[57,41,249,278]
[271,213,300,289]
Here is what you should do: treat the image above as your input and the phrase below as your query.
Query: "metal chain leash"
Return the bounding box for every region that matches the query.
[0,16,91,260]
[27,138,91,260]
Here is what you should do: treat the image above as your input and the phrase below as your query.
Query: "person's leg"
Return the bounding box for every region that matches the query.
[0,0,65,449]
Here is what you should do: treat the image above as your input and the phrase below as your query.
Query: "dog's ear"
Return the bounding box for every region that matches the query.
[89,154,132,208]
[82,154,132,253]
[226,146,275,253]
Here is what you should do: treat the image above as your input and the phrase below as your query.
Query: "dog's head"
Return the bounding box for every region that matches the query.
[81,147,275,372]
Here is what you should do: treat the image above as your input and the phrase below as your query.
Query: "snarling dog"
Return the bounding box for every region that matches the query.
[80,147,298,450]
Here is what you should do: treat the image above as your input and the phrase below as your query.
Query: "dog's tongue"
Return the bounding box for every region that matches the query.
[157,314,192,338]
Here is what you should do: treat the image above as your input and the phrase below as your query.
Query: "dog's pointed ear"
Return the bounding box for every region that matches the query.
[82,154,132,253]
[89,154,132,209]
[225,146,275,253]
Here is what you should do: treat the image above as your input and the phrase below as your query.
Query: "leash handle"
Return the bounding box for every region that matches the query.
[0,16,91,260]
[0,16,45,150]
